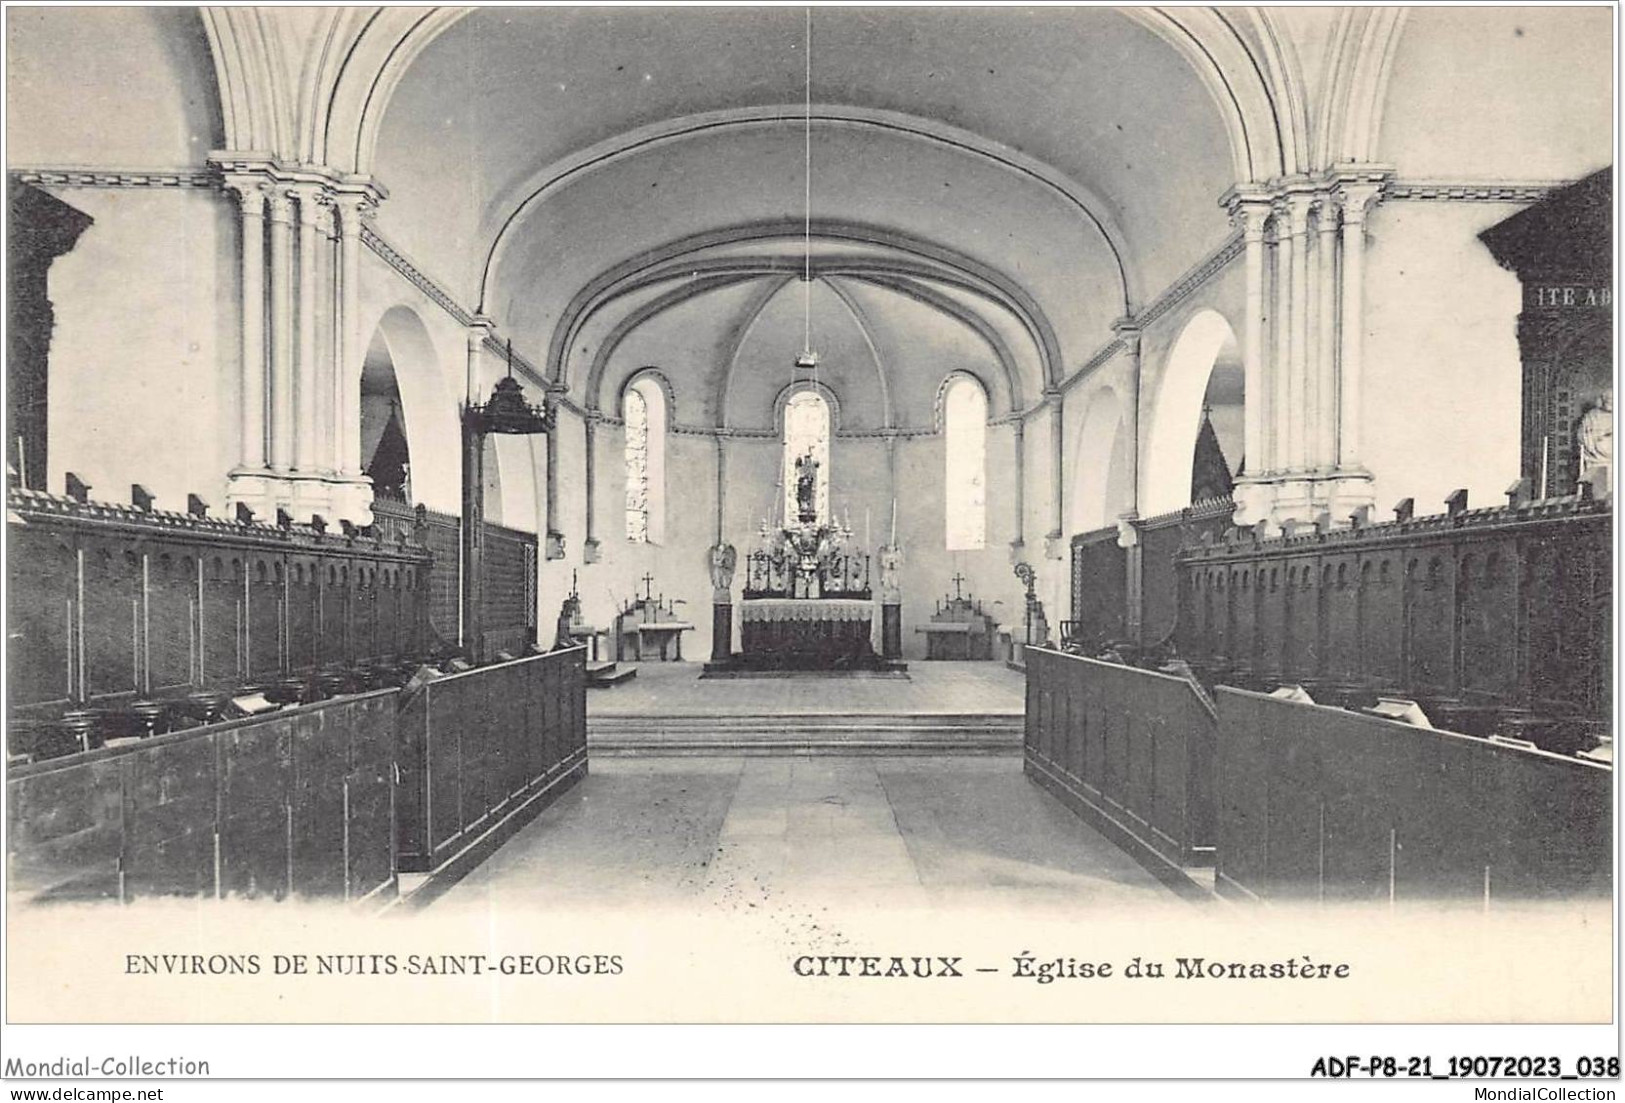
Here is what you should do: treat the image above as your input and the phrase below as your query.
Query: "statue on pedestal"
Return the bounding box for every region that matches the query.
[708,542,737,601]
[1577,389,1613,496]
[794,450,819,524]
[877,543,903,603]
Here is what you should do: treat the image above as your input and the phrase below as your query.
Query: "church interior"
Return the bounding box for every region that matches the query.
[5,6,1615,925]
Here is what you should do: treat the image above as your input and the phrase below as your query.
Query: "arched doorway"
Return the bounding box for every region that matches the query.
[1143,309,1244,517]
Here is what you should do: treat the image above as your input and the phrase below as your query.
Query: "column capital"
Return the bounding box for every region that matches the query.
[264,185,296,225]
[1329,164,1394,224]
[1043,386,1064,407]
[1220,184,1276,240]
[330,190,376,237]
[1110,317,1143,354]
[288,183,327,226]
[1281,188,1316,236]
[221,174,269,218]
[1311,190,1341,236]
[466,314,496,350]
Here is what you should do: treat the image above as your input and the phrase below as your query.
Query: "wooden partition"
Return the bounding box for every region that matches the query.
[1215,688,1612,903]
[1024,647,1216,876]
[8,487,431,717]
[481,520,540,657]
[399,504,537,658]
[7,691,398,904]
[395,646,587,873]
[1067,528,1126,648]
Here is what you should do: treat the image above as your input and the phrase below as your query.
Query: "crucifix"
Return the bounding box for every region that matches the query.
[641,572,656,603]
[950,572,967,601]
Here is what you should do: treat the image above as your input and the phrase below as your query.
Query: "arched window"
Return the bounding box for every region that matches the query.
[781,390,831,526]
[624,376,667,543]
[943,374,987,550]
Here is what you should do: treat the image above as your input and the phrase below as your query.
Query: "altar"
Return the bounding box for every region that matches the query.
[740,598,874,666]
[704,446,906,674]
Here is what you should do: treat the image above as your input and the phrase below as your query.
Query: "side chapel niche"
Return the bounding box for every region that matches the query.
[1480,167,1613,500]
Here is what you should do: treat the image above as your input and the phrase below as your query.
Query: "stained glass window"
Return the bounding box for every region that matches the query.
[624,386,649,542]
[944,375,987,550]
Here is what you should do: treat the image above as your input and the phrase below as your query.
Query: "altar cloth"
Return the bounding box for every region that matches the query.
[740,598,874,622]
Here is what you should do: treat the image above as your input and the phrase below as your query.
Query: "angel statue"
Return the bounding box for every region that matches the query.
[877,543,904,603]
[708,542,737,600]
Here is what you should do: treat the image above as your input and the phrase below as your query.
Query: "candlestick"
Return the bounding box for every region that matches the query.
[889,498,897,545]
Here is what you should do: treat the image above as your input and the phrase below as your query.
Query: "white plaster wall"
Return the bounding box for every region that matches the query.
[7,7,221,167]
[1379,7,1612,181]
[1360,200,1526,512]
[45,187,237,512]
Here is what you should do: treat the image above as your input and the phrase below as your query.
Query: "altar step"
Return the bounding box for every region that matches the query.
[586,661,637,688]
[587,712,1023,755]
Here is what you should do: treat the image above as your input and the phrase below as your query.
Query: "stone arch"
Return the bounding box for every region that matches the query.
[1070,386,1133,534]
[363,304,459,513]
[932,369,994,434]
[1314,8,1409,166]
[1143,309,1244,516]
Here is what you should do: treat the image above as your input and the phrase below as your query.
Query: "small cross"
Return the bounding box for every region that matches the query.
[641,572,655,602]
[951,572,966,600]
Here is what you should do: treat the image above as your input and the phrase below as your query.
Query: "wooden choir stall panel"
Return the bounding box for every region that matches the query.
[6,691,399,904]
[394,647,587,874]
[1215,688,1611,904]
[1024,647,1217,878]
[1174,494,1611,750]
[7,486,432,747]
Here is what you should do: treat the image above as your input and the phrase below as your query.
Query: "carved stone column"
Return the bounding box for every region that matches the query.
[314,195,338,477]
[1314,192,1339,476]
[465,316,494,409]
[1009,416,1026,560]
[545,385,565,559]
[712,427,730,546]
[332,191,373,523]
[1270,199,1292,477]
[1045,388,1064,559]
[291,185,322,475]
[1113,319,1142,517]
[1224,188,1274,526]
[583,411,602,563]
[1284,187,1314,473]
[227,179,267,471]
[265,186,295,477]
[1330,168,1390,515]
[224,177,274,515]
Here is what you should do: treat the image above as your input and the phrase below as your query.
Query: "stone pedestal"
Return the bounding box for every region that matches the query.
[881,603,902,660]
[711,602,732,662]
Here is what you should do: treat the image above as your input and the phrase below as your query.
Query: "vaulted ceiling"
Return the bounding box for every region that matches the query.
[366,6,1239,422]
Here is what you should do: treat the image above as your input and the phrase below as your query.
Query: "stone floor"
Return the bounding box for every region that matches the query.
[439,755,1174,915]
[589,660,1026,716]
